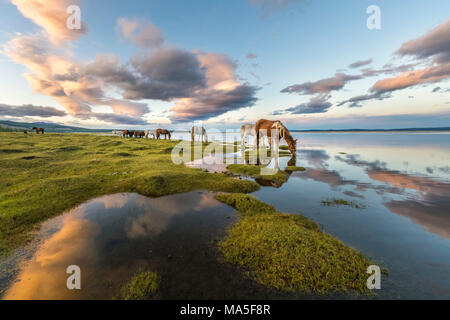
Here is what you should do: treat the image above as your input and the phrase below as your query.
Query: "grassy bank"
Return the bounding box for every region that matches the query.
[215,193,373,295]
[119,271,159,300]
[0,132,259,258]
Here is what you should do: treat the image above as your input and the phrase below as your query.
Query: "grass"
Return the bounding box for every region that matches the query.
[227,164,289,185]
[119,271,159,300]
[0,126,20,132]
[216,193,374,295]
[0,132,259,258]
[285,166,306,172]
[321,198,365,209]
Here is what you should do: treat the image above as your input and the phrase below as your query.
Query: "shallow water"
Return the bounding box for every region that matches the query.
[251,133,450,299]
[0,192,278,300]
[183,132,450,298]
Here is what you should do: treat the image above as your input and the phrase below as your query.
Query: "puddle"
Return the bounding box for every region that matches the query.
[0,192,278,300]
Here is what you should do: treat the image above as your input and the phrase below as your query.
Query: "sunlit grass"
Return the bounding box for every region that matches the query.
[0,132,259,258]
[216,193,374,295]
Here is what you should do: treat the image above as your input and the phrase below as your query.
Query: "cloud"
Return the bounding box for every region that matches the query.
[396,19,450,63]
[369,19,450,95]
[279,72,362,114]
[10,0,87,43]
[246,53,257,59]
[103,99,149,117]
[5,32,256,124]
[281,73,363,95]
[169,51,258,121]
[116,18,164,48]
[0,104,67,118]
[370,63,450,93]
[170,83,258,121]
[348,59,372,69]
[128,48,207,100]
[340,19,450,107]
[7,6,257,125]
[4,33,152,124]
[272,93,332,115]
[337,92,391,108]
[4,33,93,116]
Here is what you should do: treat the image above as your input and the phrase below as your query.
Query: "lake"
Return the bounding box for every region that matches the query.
[254,132,450,299]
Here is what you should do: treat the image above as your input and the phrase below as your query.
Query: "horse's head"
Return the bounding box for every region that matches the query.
[287,138,297,157]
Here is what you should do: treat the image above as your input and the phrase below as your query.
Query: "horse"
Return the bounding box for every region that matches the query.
[190,126,208,143]
[240,123,266,149]
[145,129,157,139]
[136,131,146,138]
[122,130,130,138]
[255,119,297,157]
[156,129,171,140]
[112,130,122,136]
[32,127,44,134]
[131,130,145,138]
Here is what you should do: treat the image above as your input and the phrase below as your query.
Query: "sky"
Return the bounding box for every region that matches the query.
[0,0,449,130]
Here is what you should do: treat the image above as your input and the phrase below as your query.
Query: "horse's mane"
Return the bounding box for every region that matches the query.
[272,121,293,142]
[272,121,296,154]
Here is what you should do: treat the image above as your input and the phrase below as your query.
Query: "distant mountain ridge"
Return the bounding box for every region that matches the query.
[0,120,109,133]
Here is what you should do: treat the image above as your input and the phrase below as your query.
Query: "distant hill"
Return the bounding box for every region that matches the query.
[0,120,109,133]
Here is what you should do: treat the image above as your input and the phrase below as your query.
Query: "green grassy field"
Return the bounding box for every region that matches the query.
[0,132,258,258]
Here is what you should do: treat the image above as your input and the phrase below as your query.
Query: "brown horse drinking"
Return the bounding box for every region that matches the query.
[255,119,297,157]
[32,127,44,134]
[156,129,171,140]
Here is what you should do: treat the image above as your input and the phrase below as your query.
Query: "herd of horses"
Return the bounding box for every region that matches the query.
[117,129,172,139]
[27,119,297,156]
[115,120,297,156]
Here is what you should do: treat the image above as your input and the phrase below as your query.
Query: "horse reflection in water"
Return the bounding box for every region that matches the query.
[241,145,298,188]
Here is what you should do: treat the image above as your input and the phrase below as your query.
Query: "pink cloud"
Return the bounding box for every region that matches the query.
[11,0,87,43]
[116,18,164,48]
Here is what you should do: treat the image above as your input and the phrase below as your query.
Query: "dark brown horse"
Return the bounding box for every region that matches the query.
[156,129,171,140]
[134,131,145,138]
[122,130,130,137]
[32,127,44,134]
[255,119,297,156]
